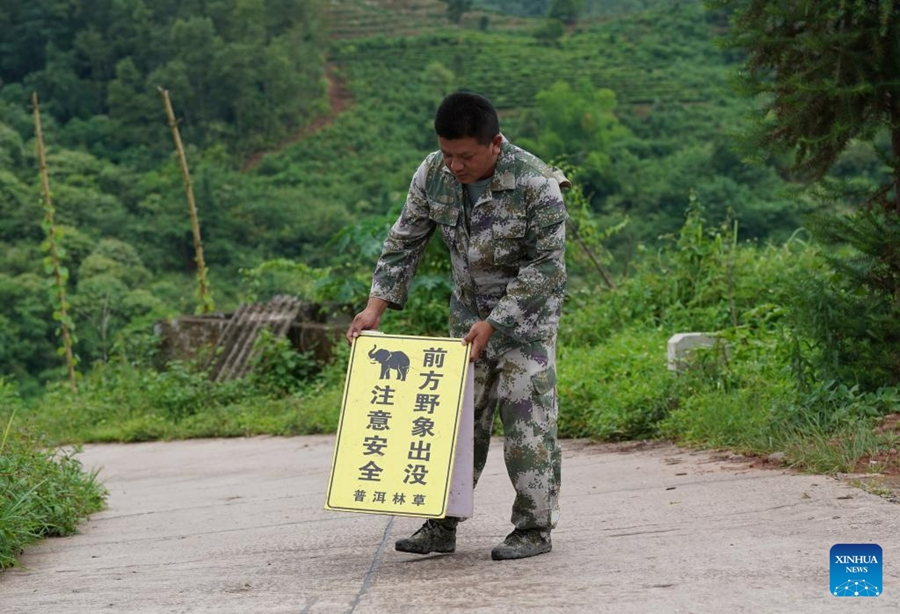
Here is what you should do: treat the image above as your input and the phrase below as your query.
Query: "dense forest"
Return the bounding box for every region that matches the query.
[1,0,897,416]
[0,0,820,392]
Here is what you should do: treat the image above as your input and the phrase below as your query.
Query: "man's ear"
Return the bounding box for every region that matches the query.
[491,134,502,155]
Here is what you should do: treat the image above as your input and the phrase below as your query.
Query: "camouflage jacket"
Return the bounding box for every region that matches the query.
[370,139,567,358]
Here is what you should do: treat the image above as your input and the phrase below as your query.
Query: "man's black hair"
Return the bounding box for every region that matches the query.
[434,91,500,145]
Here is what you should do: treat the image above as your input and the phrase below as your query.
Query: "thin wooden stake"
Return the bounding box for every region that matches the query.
[32,92,78,393]
[567,221,616,290]
[158,87,214,314]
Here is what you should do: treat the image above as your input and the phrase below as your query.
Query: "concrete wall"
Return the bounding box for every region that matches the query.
[155,311,346,367]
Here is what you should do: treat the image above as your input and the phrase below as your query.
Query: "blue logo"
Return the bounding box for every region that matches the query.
[831,544,882,597]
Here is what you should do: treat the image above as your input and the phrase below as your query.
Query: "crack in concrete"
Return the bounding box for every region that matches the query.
[346,516,394,614]
[566,471,783,493]
[609,528,678,538]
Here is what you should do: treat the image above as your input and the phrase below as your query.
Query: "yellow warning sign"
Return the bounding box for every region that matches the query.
[325,332,470,517]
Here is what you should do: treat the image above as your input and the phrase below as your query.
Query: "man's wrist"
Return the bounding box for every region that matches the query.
[366,297,390,316]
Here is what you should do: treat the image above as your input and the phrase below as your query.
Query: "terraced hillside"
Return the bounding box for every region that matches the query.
[256,0,757,253]
[321,0,529,39]
[324,1,728,113]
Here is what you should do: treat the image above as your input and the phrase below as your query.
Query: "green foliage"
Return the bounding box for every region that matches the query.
[0,273,57,393]
[779,417,900,475]
[709,0,900,183]
[20,0,900,563]
[557,193,900,456]
[548,0,585,24]
[442,0,474,23]
[558,329,676,439]
[561,195,816,349]
[475,0,679,19]
[533,18,565,46]
[24,340,348,444]
[1,0,329,157]
[249,329,320,396]
[71,238,168,364]
[712,0,900,393]
[240,259,317,300]
[660,370,791,450]
[1,0,815,397]
[291,204,455,335]
[319,0,807,268]
[13,190,900,506]
[0,390,107,568]
[38,170,79,388]
[784,225,900,390]
[518,79,630,179]
[0,169,38,243]
[561,169,624,289]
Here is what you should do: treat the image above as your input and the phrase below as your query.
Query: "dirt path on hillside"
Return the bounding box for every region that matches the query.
[242,62,351,172]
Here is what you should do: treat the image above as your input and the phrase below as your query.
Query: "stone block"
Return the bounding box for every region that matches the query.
[667,333,728,372]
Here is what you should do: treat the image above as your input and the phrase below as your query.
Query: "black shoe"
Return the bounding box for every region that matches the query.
[395,519,457,554]
[491,528,552,560]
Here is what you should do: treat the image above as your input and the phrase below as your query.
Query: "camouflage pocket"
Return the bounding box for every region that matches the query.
[536,226,565,251]
[535,208,567,252]
[492,217,527,265]
[428,199,460,248]
[531,367,557,396]
[428,199,459,226]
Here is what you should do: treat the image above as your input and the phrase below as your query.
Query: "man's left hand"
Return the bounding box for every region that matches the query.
[463,320,494,362]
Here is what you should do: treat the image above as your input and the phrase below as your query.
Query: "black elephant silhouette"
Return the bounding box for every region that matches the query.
[368,346,411,380]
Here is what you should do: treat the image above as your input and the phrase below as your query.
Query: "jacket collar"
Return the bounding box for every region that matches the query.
[491,137,516,193]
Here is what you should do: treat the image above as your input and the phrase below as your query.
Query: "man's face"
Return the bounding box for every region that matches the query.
[438,135,502,184]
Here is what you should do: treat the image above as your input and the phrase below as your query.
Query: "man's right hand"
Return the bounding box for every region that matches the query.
[346,298,390,346]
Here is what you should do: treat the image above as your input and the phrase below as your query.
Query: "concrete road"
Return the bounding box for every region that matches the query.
[2,436,899,613]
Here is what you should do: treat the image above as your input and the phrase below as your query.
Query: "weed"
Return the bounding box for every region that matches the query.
[0,405,106,568]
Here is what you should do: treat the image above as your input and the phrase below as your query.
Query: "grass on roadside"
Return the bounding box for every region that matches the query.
[22,340,349,445]
[0,405,107,569]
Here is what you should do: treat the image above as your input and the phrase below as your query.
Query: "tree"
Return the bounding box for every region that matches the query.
[107,57,159,146]
[517,79,631,204]
[0,169,39,243]
[24,43,99,121]
[710,0,900,386]
[548,0,585,25]
[0,0,81,83]
[72,238,159,363]
[442,0,473,24]
[710,0,900,206]
[533,18,565,46]
[0,272,57,392]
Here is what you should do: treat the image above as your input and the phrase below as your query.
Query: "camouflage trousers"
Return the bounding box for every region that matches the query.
[471,335,561,531]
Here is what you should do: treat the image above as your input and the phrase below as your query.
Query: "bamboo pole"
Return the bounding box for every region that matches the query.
[158,87,214,314]
[567,221,616,290]
[32,92,78,393]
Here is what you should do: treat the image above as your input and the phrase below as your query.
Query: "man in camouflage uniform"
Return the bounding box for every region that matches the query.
[346,91,566,560]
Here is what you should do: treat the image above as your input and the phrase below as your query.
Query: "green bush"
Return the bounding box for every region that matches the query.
[560,196,817,349]
[658,333,795,449]
[249,329,321,396]
[556,193,900,461]
[785,237,900,392]
[559,329,676,439]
